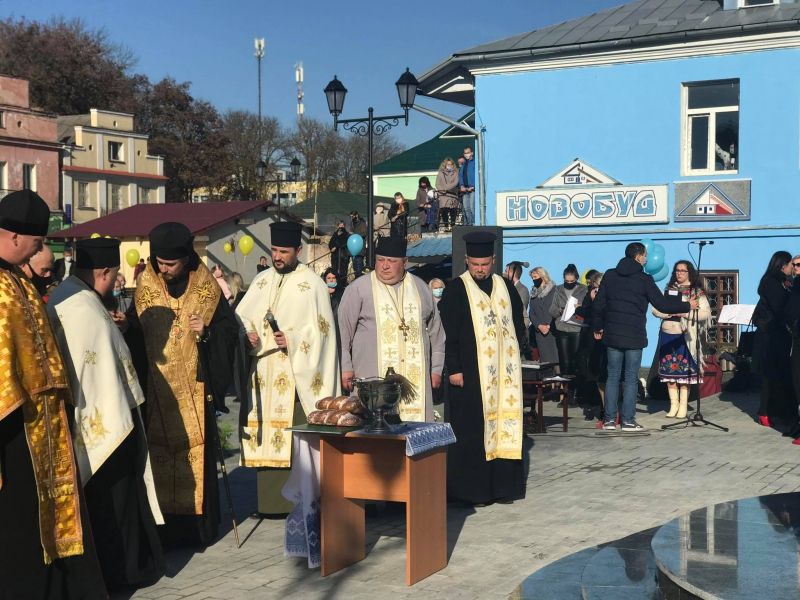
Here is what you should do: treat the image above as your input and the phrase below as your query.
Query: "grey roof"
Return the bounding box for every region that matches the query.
[57,114,91,144]
[419,0,800,104]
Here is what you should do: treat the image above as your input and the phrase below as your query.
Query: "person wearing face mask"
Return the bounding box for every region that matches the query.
[549,264,588,399]
[416,176,435,233]
[54,245,74,282]
[20,244,55,298]
[429,277,445,305]
[112,272,132,314]
[652,261,711,420]
[322,268,343,363]
[528,267,559,364]
[328,220,350,282]
[349,211,367,277]
[435,157,460,232]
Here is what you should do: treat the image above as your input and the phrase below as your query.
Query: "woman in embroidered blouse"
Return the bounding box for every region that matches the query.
[652,260,711,419]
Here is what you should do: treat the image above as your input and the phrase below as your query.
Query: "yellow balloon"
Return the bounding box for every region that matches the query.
[581,269,591,285]
[125,249,140,268]
[238,235,254,256]
[90,233,101,239]
[223,242,233,254]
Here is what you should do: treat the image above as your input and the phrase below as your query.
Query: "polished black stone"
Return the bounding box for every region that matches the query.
[652,492,800,600]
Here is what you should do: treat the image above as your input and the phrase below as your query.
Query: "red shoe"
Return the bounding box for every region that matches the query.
[595,420,604,429]
[757,416,771,427]
[793,438,800,446]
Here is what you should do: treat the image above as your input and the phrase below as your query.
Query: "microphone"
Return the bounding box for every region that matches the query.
[265,310,287,354]
[691,240,715,246]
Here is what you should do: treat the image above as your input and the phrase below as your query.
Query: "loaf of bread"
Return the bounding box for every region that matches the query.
[333,397,365,414]
[315,397,335,410]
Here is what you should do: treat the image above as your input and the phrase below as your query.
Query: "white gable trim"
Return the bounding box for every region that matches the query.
[470,30,800,76]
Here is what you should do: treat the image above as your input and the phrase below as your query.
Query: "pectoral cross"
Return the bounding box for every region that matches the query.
[398,319,410,341]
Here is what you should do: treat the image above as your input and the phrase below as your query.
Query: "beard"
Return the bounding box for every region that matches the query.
[275,260,298,274]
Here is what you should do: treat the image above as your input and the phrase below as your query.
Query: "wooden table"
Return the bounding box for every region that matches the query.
[318,430,447,586]
[521,361,562,433]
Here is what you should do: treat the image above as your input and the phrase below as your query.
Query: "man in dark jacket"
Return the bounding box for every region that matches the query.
[592,242,696,431]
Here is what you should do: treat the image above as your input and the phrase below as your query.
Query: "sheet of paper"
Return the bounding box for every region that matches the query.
[717,304,756,325]
[561,295,579,322]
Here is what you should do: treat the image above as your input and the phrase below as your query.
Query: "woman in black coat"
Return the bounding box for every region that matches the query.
[753,250,795,429]
[387,192,410,239]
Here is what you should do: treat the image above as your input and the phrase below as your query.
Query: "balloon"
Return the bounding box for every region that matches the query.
[653,263,671,282]
[581,269,591,285]
[641,238,655,254]
[645,244,665,274]
[238,235,254,256]
[125,249,140,268]
[347,234,364,256]
[223,241,233,254]
[90,233,101,239]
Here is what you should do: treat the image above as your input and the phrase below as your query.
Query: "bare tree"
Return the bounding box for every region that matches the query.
[221,111,285,200]
[334,134,404,193]
[288,117,340,198]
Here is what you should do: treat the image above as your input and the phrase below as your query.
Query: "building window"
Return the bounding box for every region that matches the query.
[0,111,5,128]
[22,164,36,191]
[700,271,739,353]
[108,141,124,162]
[739,0,776,6]
[110,184,125,212]
[0,161,6,193]
[77,182,92,209]
[139,186,153,204]
[682,79,739,176]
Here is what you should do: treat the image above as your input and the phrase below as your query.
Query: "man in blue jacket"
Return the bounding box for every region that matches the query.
[592,242,697,431]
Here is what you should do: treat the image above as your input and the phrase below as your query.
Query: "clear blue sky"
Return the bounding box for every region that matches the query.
[3,0,624,147]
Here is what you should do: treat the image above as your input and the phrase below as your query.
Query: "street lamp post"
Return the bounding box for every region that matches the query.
[324,69,418,268]
[257,157,302,222]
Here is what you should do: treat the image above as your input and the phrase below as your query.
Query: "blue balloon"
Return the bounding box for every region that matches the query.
[652,262,671,282]
[346,233,364,256]
[645,244,665,274]
[641,238,655,254]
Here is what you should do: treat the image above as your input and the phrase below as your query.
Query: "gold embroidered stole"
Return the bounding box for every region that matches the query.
[237,264,339,468]
[460,272,523,460]
[370,272,427,421]
[135,262,220,514]
[0,269,84,562]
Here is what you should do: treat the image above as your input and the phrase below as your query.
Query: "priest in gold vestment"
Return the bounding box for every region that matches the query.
[127,222,238,547]
[439,231,527,506]
[236,221,340,515]
[338,236,445,421]
[0,190,106,599]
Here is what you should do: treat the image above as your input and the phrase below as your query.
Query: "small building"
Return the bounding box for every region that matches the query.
[47,201,314,285]
[58,109,167,225]
[418,0,800,362]
[372,112,475,201]
[0,75,61,209]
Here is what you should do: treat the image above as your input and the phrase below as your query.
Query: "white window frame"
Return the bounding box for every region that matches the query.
[0,161,6,191]
[108,141,124,162]
[738,0,777,7]
[110,184,123,211]
[139,186,153,204]
[77,181,92,209]
[22,164,36,191]
[681,80,739,177]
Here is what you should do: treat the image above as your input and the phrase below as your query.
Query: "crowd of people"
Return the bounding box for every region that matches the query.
[4,184,794,597]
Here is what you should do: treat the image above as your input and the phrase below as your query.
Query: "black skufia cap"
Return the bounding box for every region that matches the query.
[149,222,193,260]
[375,236,406,258]
[0,190,50,236]
[270,221,302,247]
[75,237,121,269]
[464,231,497,258]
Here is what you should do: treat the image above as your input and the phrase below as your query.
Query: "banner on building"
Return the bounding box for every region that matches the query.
[674,180,751,222]
[496,159,669,228]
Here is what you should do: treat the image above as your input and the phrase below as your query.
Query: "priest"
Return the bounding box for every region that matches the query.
[0,190,106,599]
[338,235,445,421]
[48,236,165,590]
[439,231,527,505]
[127,222,238,547]
[236,221,340,515]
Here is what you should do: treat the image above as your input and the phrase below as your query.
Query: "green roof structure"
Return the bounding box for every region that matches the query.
[287,190,393,233]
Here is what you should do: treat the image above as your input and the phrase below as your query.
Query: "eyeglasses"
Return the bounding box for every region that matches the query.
[793,263,800,267]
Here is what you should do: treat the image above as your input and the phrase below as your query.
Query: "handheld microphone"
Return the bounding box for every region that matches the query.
[265,310,287,353]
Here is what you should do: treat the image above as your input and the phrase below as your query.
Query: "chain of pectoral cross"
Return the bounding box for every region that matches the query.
[381,281,410,341]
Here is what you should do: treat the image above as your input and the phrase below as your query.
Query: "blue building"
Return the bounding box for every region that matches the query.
[418,0,800,361]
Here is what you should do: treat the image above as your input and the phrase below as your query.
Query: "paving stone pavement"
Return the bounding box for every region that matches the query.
[115,387,800,600]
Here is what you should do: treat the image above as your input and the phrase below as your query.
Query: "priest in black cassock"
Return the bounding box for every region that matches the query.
[439,231,527,506]
[126,222,239,547]
[48,237,165,590]
[0,190,107,599]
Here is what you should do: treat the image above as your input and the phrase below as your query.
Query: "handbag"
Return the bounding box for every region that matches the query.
[737,323,755,358]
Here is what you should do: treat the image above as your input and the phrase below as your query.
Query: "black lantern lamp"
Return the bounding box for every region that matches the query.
[255,159,267,180]
[324,76,347,130]
[395,68,419,125]
[290,157,301,181]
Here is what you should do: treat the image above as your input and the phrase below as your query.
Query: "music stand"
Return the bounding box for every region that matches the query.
[662,242,729,432]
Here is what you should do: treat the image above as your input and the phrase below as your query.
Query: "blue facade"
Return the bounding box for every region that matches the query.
[476,47,800,361]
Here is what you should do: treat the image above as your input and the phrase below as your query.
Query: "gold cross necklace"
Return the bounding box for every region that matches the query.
[381,277,410,341]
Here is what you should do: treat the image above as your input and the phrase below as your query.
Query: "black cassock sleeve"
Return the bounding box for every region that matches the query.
[503,277,527,352]
[439,278,465,375]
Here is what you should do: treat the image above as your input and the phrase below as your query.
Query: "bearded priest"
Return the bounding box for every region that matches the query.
[48,236,165,590]
[127,222,239,547]
[338,235,445,421]
[439,231,527,506]
[236,221,340,516]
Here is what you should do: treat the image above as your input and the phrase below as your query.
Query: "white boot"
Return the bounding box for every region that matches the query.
[676,386,689,419]
[665,386,679,418]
